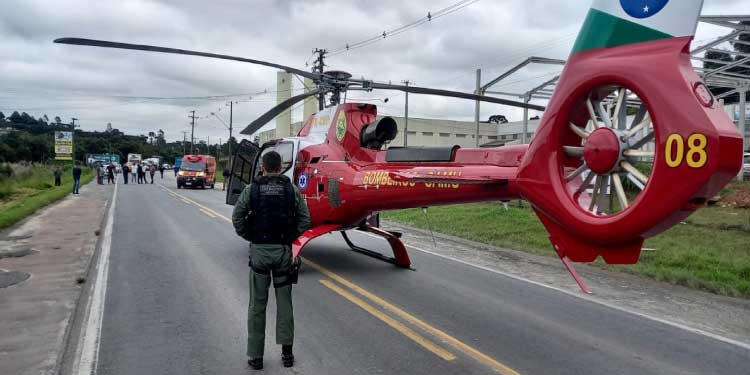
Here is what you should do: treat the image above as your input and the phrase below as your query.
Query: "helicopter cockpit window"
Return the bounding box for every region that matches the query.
[257,142,294,175]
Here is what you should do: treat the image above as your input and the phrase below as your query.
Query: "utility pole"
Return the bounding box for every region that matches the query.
[402,80,410,147]
[207,135,210,155]
[227,100,233,160]
[70,117,78,129]
[181,131,188,155]
[474,69,482,147]
[218,137,222,161]
[312,48,327,110]
[188,110,196,154]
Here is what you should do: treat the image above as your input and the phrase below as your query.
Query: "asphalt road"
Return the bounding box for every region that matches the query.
[94,174,750,374]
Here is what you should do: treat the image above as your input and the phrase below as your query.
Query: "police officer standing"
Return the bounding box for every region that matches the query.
[232,151,310,370]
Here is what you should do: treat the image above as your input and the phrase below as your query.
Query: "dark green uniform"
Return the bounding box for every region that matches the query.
[232,177,310,359]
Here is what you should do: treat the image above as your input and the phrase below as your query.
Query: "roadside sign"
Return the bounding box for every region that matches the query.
[54,131,73,160]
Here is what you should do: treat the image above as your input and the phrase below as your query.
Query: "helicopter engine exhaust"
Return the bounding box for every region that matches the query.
[361,117,398,149]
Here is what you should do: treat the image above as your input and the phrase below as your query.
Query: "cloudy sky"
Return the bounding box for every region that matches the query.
[1,0,747,142]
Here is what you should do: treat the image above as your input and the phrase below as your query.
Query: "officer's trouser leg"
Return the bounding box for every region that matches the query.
[274,283,294,346]
[248,270,270,358]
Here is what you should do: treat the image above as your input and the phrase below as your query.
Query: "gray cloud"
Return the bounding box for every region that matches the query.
[0,0,746,141]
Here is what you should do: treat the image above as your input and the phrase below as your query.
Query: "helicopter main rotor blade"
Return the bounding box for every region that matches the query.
[240,88,326,135]
[369,82,546,111]
[54,37,321,81]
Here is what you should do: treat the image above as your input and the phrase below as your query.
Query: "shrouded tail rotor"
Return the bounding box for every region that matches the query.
[518,37,743,268]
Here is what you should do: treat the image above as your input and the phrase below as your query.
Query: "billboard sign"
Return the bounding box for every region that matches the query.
[54,131,73,160]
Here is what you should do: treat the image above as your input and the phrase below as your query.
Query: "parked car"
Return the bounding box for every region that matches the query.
[162,163,171,170]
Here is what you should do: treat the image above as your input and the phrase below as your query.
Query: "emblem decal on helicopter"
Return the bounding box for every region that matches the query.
[298,173,308,190]
[335,111,346,141]
[620,0,669,19]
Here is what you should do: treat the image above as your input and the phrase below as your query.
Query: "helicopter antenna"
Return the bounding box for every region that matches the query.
[312,48,327,109]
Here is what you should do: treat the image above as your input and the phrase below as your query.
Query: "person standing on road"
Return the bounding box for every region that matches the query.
[132,163,138,182]
[149,164,156,184]
[98,164,106,185]
[53,166,62,186]
[72,162,82,194]
[122,164,130,184]
[232,151,310,370]
[159,164,165,179]
[222,168,230,191]
[137,164,144,184]
[107,163,115,184]
[174,164,179,176]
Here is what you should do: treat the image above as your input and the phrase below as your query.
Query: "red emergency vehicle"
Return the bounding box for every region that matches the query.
[177,155,216,189]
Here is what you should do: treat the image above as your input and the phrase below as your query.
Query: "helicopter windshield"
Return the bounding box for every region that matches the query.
[256,142,294,176]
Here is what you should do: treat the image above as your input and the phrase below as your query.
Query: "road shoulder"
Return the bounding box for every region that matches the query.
[382,220,750,349]
[0,181,114,375]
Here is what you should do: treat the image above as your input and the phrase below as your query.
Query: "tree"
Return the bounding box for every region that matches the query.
[43,114,49,124]
[9,111,22,123]
[54,116,62,125]
[0,112,5,123]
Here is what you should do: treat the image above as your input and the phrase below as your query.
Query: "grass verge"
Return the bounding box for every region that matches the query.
[382,190,750,298]
[0,165,94,230]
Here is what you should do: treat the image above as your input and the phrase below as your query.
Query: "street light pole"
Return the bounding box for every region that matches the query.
[227,101,233,160]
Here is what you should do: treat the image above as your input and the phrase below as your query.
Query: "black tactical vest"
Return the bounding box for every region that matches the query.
[249,175,296,245]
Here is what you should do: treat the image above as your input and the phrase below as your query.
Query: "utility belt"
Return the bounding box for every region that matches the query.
[249,247,301,288]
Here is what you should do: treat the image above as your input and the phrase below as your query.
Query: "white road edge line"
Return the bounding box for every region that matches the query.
[75,181,118,375]
[357,231,750,351]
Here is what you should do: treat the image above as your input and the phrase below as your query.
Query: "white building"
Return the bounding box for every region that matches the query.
[257,114,513,148]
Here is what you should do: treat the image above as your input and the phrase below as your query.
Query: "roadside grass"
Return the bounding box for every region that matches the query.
[382,193,750,298]
[0,164,94,230]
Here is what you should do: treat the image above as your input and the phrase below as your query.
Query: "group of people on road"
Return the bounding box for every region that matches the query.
[88,162,169,186]
[121,163,165,185]
[94,163,118,185]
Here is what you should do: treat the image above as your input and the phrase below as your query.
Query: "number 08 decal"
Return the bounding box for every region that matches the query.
[665,133,707,168]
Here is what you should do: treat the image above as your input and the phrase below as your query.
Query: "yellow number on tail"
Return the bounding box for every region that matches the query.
[686,134,707,168]
[665,134,683,168]
[664,133,707,168]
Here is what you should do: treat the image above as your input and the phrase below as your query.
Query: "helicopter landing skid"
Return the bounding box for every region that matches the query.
[342,226,414,270]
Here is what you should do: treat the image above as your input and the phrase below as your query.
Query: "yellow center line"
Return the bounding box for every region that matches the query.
[319,279,456,361]
[158,184,231,223]
[159,182,520,374]
[306,259,520,375]
[200,208,217,218]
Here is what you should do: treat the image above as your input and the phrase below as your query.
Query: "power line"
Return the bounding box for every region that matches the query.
[328,0,481,57]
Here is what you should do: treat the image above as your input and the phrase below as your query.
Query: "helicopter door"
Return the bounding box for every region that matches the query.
[226,139,261,206]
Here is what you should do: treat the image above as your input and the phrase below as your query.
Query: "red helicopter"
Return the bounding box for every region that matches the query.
[55,0,743,293]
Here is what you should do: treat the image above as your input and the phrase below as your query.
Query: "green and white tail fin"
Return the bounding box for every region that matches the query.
[571,0,704,55]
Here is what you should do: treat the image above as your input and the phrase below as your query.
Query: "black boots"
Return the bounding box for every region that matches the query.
[248,346,293,370]
[282,345,294,368]
[248,358,263,370]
